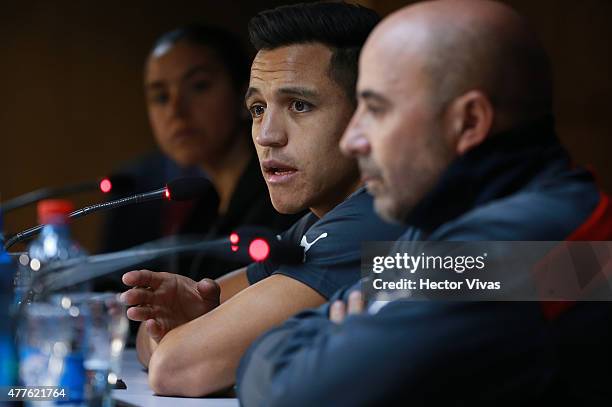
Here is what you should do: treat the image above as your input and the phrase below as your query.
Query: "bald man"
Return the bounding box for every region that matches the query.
[236,1,612,406]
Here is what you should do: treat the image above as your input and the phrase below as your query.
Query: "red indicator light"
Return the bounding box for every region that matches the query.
[100,178,112,193]
[231,245,239,252]
[164,189,171,199]
[229,232,240,245]
[249,238,270,262]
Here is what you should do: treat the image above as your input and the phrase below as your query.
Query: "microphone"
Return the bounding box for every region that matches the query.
[228,226,304,265]
[27,227,304,294]
[4,177,213,250]
[1,174,134,213]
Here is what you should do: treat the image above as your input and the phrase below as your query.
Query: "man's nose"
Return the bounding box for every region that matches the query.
[340,111,370,157]
[255,108,288,148]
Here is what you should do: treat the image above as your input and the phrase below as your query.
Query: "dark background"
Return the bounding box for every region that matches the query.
[2,0,611,253]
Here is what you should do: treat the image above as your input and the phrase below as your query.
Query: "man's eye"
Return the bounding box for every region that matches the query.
[290,100,312,113]
[249,105,265,118]
[365,103,384,115]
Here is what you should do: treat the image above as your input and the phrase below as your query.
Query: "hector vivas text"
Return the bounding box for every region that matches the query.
[370,252,501,292]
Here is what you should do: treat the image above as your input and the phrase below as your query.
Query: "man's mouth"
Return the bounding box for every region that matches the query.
[360,169,383,183]
[360,173,377,183]
[359,166,385,195]
[262,160,298,184]
[358,160,383,184]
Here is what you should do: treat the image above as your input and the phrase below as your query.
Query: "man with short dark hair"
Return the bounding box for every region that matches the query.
[120,2,405,397]
[236,1,612,405]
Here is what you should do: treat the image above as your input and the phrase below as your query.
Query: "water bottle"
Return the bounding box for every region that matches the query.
[27,200,89,295]
[13,200,87,305]
[13,252,32,307]
[22,200,88,405]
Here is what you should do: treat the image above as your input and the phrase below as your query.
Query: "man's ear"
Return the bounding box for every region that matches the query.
[445,90,494,156]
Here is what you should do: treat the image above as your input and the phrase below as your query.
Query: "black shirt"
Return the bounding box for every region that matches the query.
[247,188,406,299]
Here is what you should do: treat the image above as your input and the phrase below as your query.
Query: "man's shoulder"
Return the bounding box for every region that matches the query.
[430,168,601,241]
[277,187,406,261]
[247,188,405,298]
[296,188,405,261]
[316,187,380,227]
[308,187,404,239]
[326,186,372,215]
[281,212,319,243]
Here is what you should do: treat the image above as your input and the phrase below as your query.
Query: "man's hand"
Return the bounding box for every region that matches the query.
[121,270,220,342]
[329,290,364,323]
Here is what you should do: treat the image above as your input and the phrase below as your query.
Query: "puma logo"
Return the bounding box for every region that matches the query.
[300,232,328,253]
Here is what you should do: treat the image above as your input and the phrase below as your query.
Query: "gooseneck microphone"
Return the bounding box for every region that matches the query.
[27,226,304,295]
[4,177,213,250]
[1,174,134,213]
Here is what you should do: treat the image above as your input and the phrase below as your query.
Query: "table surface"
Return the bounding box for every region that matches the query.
[112,349,239,407]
